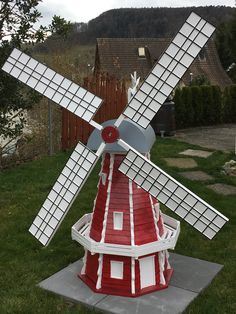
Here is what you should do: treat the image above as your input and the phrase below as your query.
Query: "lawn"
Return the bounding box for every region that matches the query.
[0,138,235,314]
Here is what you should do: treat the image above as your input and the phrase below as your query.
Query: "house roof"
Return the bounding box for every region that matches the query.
[95,38,232,87]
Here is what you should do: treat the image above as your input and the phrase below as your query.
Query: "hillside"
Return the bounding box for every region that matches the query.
[32,6,235,82]
[35,6,234,52]
[84,6,234,41]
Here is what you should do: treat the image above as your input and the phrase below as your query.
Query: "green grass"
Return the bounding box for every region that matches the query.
[0,138,235,313]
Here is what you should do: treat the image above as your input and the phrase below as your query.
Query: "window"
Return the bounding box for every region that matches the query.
[138,47,146,58]
[110,261,124,279]
[113,212,123,230]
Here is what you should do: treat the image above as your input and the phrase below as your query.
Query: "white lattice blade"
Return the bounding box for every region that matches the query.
[2,48,103,124]
[122,12,215,129]
[118,147,228,239]
[29,142,99,246]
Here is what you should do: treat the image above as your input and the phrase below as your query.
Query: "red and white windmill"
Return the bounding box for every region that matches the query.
[2,12,228,297]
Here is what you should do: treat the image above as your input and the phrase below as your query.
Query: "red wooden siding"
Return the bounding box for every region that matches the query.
[105,155,131,245]
[85,252,99,285]
[89,153,110,242]
[102,255,131,295]
[61,74,127,149]
[132,183,158,245]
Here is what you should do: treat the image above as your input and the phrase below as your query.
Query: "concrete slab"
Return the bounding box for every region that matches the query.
[169,253,223,293]
[175,124,236,152]
[96,286,197,314]
[179,171,214,181]
[207,183,236,195]
[164,158,198,169]
[179,149,213,158]
[39,253,223,314]
[39,259,107,307]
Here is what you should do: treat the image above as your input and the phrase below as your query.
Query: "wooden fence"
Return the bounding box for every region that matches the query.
[61,74,127,149]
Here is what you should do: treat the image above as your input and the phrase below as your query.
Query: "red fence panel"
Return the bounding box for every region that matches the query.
[61,74,127,149]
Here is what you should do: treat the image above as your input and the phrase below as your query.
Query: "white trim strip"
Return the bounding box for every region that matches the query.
[131,257,135,294]
[129,180,135,246]
[81,249,88,275]
[159,251,166,285]
[100,154,114,243]
[96,253,104,289]
[149,195,160,240]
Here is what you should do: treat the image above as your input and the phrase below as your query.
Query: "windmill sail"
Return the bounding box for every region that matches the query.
[29,142,99,246]
[2,48,103,123]
[122,12,215,129]
[118,145,228,239]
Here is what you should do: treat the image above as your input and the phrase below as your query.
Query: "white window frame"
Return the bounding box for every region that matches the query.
[110,261,124,279]
[138,47,146,57]
[113,211,123,230]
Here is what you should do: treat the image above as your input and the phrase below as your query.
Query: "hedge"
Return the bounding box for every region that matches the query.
[173,84,236,129]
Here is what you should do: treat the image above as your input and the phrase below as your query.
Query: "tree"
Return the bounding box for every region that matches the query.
[216,10,236,82]
[190,74,210,86]
[0,0,45,154]
[201,86,213,125]
[0,2,71,155]
[174,88,185,129]
[223,85,236,123]
[211,85,222,124]
[191,86,203,126]
[49,15,72,38]
[182,87,193,128]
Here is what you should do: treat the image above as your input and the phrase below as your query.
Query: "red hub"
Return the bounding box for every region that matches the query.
[101,126,120,143]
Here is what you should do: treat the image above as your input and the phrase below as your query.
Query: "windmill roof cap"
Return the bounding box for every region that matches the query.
[87,118,156,153]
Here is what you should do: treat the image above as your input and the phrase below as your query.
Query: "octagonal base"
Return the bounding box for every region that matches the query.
[79,268,173,297]
[38,253,223,314]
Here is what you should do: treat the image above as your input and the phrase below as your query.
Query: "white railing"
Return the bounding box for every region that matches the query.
[71,213,180,258]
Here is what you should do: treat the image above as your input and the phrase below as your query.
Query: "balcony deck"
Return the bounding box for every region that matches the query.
[71,213,180,258]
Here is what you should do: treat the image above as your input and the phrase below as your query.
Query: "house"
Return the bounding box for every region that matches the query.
[94,38,232,87]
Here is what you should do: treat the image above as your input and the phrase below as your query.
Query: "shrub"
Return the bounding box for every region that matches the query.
[211,85,222,124]
[201,85,214,125]
[223,85,236,123]
[181,87,194,127]
[174,87,185,129]
[174,85,223,128]
[191,86,203,126]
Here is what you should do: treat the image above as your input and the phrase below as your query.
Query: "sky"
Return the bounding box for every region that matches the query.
[38,0,235,26]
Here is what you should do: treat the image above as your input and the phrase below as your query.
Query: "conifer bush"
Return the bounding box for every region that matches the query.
[174,85,228,128]
[223,85,236,123]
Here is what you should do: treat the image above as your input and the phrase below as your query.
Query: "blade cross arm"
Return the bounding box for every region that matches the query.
[2,48,103,125]
[120,12,215,129]
[29,142,104,246]
[118,140,228,240]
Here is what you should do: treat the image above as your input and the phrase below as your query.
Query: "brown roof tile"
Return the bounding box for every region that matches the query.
[95,38,231,87]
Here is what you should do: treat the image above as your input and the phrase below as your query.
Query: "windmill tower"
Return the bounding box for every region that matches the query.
[2,12,228,298]
[72,118,178,296]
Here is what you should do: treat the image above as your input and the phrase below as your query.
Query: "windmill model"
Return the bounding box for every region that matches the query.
[2,13,229,297]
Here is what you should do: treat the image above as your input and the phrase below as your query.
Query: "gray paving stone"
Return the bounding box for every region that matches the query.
[96,286,197,314]
[39,259,106,306]
[175,124,236,152]
[164,158,198,169]
[169,253,223,293]
[179,171,214,181]
[38,253,223,314]
[207,183,236,195]
[179,149,213,158]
